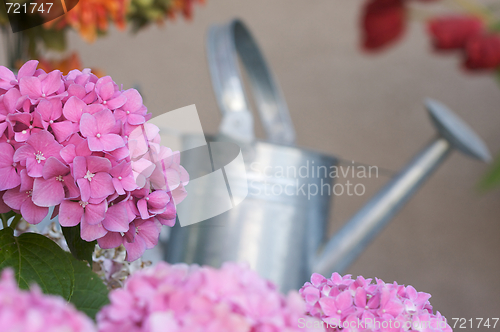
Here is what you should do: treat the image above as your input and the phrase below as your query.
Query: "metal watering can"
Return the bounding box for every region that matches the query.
[164,19,491,292]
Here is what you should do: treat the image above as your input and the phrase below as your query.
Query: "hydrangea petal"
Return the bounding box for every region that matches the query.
[3,187,27,210]
[80,220,108,241]
[42,157,69,180]
[97,232,123,249]
[99,82,115,101]
[89,173,115,199]
[84,200,107,226]
[0,167,21,191]
[21,199,49,224]
[105,94,127,110]
[77,178,91,202]
[19,76,42,99]
[17,60,38,79]
[87,137,104,152]
[94,109,116,134]
[121,89,143,113]
[100,134,125,152]
[87,156,112,173]
[0,143,15,167]
[51,121,75,143]
[59,200,84,227]
[32,178,65,207]
[0,66,16,87]
[41,70,62,96]
[102,203,129,232]
[80,112,98,138]
[135,218,161,249]
[63,96,87,122]
[123,235,146,262]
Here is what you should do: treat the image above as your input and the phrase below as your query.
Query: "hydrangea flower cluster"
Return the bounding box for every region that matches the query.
[0,269,96,332]
[0,60,188,261]
[97,262,319,332]
[300,273,452,332]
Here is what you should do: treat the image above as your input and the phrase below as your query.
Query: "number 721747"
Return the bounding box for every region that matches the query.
[452,318,499,329]
[5,2,53,14]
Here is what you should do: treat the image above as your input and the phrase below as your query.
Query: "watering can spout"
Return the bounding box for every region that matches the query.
[313,98,491,276]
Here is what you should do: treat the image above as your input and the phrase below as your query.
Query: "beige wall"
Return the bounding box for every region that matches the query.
[6,0,500,327]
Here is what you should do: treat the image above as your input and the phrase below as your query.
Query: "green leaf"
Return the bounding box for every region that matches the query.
[62,225,96,264]
[67,253,109,320]
[0,229,110,320]
[0,228,74,300]
[479,153,500,191]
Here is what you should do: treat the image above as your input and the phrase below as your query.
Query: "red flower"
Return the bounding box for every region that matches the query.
[464,34,500,70]
[361,0,406,51]
[428,16,484,50]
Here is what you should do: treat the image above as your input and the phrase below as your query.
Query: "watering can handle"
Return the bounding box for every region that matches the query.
[206,19,296,144]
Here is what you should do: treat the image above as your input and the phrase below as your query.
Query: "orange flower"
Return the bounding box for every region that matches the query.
[43,0,204,42]
[49,0,128,42]
[168,0,205,20]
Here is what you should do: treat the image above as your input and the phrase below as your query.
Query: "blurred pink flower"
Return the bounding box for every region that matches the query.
[97,262,321,332]
[0,269,96,332]
[300,272,452,332]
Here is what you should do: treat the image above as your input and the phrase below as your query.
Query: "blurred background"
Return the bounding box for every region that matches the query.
[2,0,500,327]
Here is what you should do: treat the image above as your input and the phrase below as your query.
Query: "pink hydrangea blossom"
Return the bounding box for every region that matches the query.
[97,262,321,332]
[3,170,49,224]
[300,273,452,332]
[0,142,21,190]
[0,61,189,261]
[0,269,96,332]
